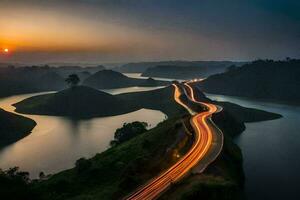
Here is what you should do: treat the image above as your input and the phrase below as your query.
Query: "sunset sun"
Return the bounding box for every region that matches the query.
[3,48,9,53]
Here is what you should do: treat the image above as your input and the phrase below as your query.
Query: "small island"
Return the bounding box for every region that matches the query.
[13,85,138,119]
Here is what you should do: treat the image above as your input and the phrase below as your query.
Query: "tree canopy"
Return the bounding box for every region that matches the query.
[65,74,80,87]
[111,121,148,145]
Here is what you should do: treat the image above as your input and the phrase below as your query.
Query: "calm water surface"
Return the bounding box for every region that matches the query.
[124,73,186,82]
[207,93,300,200]
[102,85,165,94]
[0,87,166,178]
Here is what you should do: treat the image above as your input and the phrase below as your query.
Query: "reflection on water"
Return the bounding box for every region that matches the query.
[102,86,165,94]
[207,93,300,200]
[0,89,166,178]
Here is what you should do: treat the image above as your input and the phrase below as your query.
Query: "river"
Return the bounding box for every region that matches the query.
[207,93,300,200]
[0,86,166,178]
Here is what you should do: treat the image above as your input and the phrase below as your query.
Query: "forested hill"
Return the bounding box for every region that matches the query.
[198,59,300,104]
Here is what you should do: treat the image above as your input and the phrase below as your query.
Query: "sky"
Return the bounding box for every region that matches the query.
[0,0,300,64]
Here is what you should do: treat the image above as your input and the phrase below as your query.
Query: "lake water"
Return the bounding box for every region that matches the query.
[207,93,300,200]
[124,73,186,82]
[0,87,166,178]
[102,85,165,94]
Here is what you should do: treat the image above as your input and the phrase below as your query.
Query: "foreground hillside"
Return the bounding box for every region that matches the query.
[0,109,36,148]
[83,70,169,89]
[13,86,138,118]
[198,59,300,104]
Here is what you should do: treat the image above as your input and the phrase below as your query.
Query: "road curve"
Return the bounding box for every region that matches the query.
[125,83,223,200]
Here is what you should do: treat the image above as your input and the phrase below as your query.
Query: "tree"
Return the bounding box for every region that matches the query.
[112,121,148,145]
[65,74,80,88]
[39,171,46,179]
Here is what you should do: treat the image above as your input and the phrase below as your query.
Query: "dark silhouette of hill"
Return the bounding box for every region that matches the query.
[0,109,36,148]
[13,86,138,118]
[115,61,246,73]
[0,65,106,98]
[198,59,300,104]
[0,66,66,97]
[117,86,184,117]
[53,65,105,78]
[142,65,228,79]
[83,70,169,89]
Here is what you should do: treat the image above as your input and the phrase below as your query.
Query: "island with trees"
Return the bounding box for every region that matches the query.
[13,75,140,119]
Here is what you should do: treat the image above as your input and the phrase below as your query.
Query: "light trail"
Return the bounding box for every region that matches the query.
[125,83,222,200]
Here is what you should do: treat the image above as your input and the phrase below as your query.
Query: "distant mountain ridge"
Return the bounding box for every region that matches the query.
[0,66,66,97]
[142,64,230,79]
[115,61,246,73]
[198,59,300,104]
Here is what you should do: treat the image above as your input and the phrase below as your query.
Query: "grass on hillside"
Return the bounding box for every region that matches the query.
[33,115,190,200]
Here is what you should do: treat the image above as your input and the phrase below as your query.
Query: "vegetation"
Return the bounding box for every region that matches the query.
[159,110,246,200]
[199,59,300,104]
[30,116,188,200]
[0,167,35,200]
[65,74,80,88]
[111,121,148,146]
[0,108,36,148]
[2,82,283,200]
[0,105,250,200]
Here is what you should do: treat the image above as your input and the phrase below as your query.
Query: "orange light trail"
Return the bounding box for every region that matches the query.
[125,83,220,200]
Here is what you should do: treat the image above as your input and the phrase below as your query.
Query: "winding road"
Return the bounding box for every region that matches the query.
[126,83,223,200]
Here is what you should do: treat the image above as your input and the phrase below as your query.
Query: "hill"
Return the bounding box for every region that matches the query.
[53,65,105,78]
[116,61,246,73]
[0,65,106,98]
[0,66,66,97]
[142,65,228,79]
[13,86,138,118]
[198,59,300,104]
[0,109,36,148]
[83,70,169,89]
[116,86,185,117]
